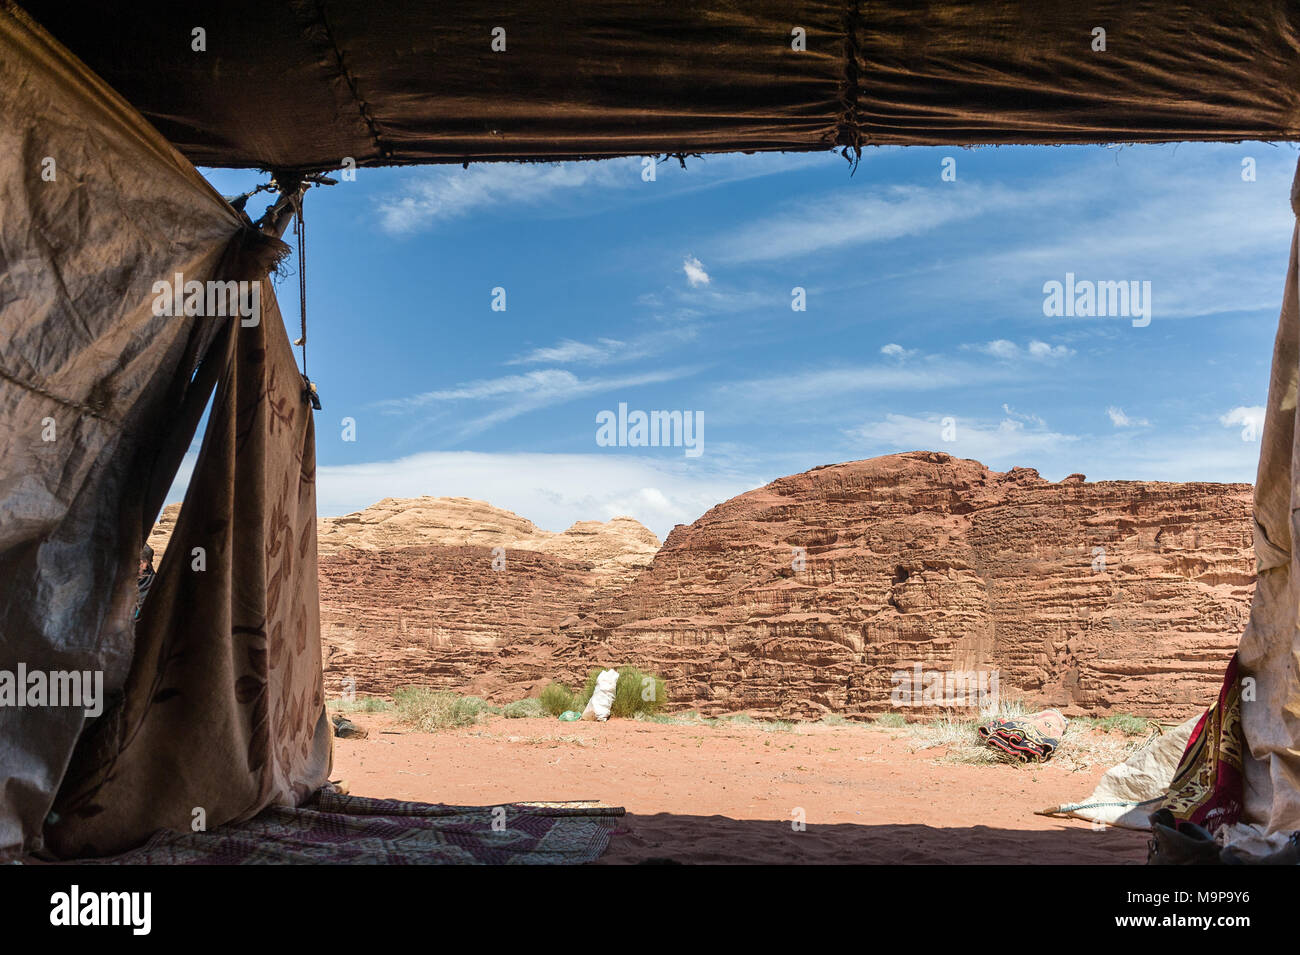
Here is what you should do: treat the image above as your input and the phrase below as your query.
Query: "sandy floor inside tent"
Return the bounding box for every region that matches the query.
[331,713,1150,864]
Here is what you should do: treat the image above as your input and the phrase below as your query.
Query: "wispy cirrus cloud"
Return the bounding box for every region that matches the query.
[506,326,700,367]
[950,152,1294,320]
[375,151,849,237]
[373,366,703,440]
[715,343,1065,407]
[713,182,1047,264]
[848,411,1077,463]
[377,160,633,234]
[846,406,1262,483]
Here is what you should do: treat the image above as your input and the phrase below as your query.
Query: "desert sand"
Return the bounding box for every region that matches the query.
[331,712,1150,864]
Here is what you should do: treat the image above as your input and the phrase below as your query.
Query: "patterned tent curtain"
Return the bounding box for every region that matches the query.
[0,3,291,858]
[1215,159,1300,854]
[47,277,331,859]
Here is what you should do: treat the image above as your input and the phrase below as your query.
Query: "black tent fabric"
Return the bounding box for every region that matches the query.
[19,1,1300,173]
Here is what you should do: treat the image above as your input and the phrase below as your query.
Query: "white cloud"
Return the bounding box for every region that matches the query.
[506,326,700,367]
[880,343,916,360]
[1107,406,1149,428]
[966,339,1073,361]
[1220,405,1266,441]
[848,412,1076,464]
[374,151,847,238]
[1026,340,1073,360]
[714,182,1045,264]
[506,338,625,365]
[373,366,701,439]
[683,255,711,288]
[954,153,1295,321]
[843,411,1260,485]
[377,160,631,234]
[315,451,766,540]
[718,358,1010,406]
[979,339,1020,360]
[1002,403,1046,428]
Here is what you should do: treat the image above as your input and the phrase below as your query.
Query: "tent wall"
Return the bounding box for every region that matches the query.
[47,277,332,859]
[1223,164,1300,851]
[0,4,290,858]
[18,1,1300,173]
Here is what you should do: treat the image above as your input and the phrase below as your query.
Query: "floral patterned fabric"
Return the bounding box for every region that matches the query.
[47,281,331,858]
[1158,654,1245,835]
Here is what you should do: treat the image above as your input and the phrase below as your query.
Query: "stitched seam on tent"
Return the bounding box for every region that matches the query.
[837,0,865,164]
[0,364,114,423]
[307,0,392,162]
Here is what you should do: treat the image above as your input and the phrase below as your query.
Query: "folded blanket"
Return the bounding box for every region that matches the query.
[978,709,1068,762]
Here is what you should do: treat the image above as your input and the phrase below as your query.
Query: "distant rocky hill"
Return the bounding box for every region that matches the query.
[313,498,659,701]
[149,453,1256,720]
[316,496,659,584]
[558,452,1254,720]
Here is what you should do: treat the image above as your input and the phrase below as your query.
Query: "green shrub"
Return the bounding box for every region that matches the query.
[872,712,908,728]
[328,695,392,714]
[503,697,547,719]
[575,666,667,718]
[392,686,490,731]
[539,682,577,716]
[1080,713,1152,737]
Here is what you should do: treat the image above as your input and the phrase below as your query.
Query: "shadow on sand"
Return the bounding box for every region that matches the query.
[597,813,1150,864]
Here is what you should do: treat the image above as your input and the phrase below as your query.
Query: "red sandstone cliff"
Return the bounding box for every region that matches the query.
[153,452,1256,720]
[558,452,1254,720]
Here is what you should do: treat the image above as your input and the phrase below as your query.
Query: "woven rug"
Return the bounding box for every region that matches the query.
[978,709,1068,762]
[84,792,624,864]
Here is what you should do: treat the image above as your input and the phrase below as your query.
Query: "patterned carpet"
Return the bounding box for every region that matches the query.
[87,792,624,864]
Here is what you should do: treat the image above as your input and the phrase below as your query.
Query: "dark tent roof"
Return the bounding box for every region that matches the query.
[20,1,1300,173]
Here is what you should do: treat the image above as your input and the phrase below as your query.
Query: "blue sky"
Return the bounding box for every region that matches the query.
[194,143,1294,539]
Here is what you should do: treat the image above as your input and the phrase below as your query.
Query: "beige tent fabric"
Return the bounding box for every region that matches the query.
[0,4,286,857]
[47,279,332,858]
[1054,167,1300,853]
[1217,162,1300,854]
[1040,716,1199,830]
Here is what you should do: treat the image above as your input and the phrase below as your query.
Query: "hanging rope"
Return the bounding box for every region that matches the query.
[294,192,321,410]
[292,190,308,374]
[263,170,334,410]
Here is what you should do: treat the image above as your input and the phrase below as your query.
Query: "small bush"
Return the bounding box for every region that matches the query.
[328,695,392,714]
[539,682,577,716]
[1081,714,1153,737]
[575,666,667,718]
[872,712,908,728]
[392,686,490,731]
[503,697,547,719]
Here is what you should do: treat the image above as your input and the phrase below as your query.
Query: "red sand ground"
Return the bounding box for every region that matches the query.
[332,713,1151,864]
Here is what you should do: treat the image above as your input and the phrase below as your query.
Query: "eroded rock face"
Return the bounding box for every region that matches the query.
[560,452,1255,720]
[317,497,659,584]
[148,497,660,703]
[146,502,181,558]
[312,499,659,701]
[318,544,591,704]
[153,454,1257,721]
